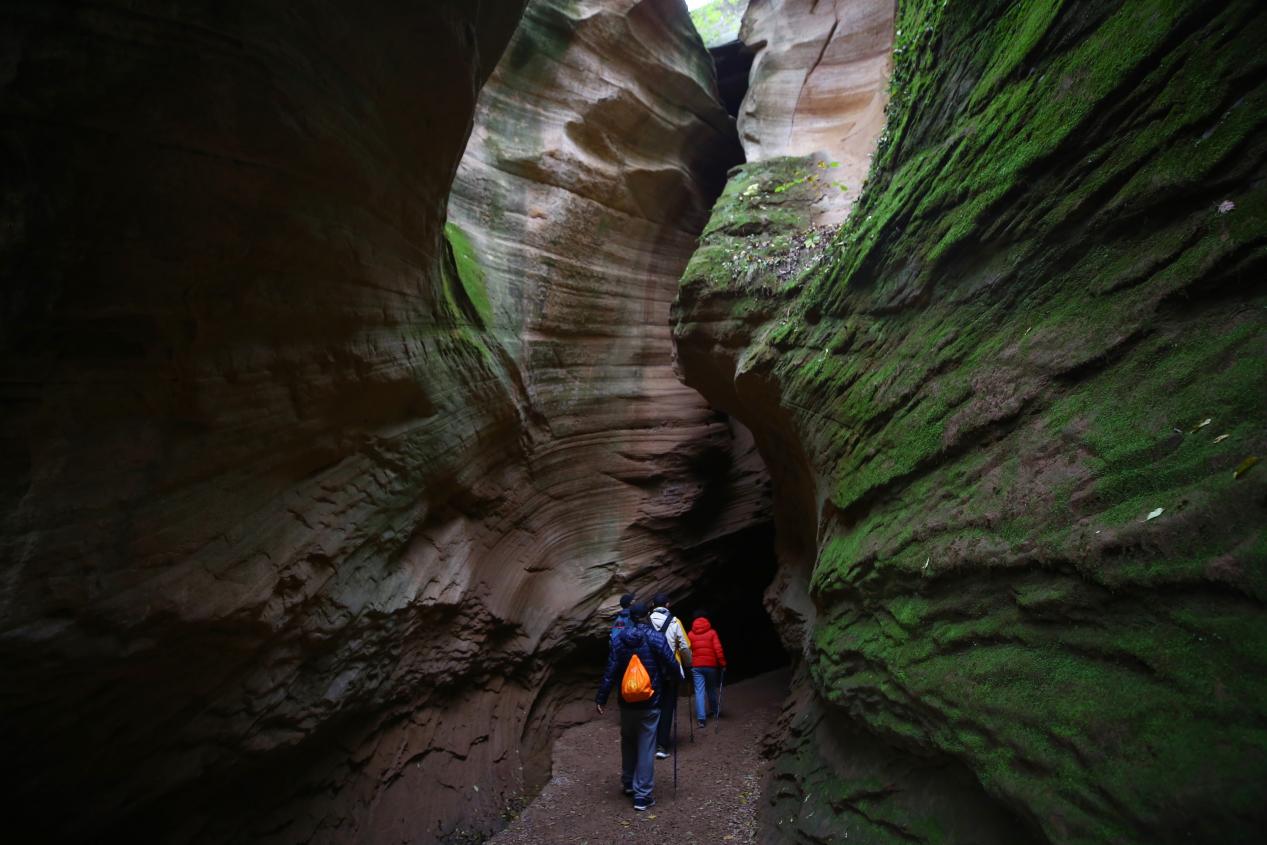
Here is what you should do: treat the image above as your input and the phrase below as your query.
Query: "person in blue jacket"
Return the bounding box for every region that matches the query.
[609,592,635,644]
[596,601,676,811]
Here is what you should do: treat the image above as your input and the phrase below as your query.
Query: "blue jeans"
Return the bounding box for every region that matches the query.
[692,667,720,722]
[620,706,660,803]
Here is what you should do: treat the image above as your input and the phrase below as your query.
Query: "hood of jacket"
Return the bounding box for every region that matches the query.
[691,617,712,634]
[619,624,649,646]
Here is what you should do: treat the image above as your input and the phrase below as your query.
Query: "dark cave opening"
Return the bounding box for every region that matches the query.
[676,521,787,683]
[709,39,756,119]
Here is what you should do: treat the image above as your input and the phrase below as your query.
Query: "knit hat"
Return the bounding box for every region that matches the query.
[652,592,670,607]
[620,593,635,609]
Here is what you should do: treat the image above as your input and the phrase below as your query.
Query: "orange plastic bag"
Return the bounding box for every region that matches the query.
[621,654,654,703]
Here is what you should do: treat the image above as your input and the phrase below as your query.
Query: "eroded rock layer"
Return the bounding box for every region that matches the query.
[443,0,770,825]
[675,0,1267,842]
[738,0,895,223]
[0,1,760,842]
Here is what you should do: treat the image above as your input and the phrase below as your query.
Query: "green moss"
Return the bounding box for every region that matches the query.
[443,221,494,328]
[676,0,1267,841]
[688,0,747,48]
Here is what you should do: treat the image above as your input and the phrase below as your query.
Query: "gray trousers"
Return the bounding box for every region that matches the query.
[619,706,660,803]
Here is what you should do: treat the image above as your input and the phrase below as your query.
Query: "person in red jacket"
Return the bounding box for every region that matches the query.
[687,610,727,728]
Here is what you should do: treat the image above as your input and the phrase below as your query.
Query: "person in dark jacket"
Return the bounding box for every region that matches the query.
[688,610,727,727]
[596,602,677,811]
[609,592,635,644]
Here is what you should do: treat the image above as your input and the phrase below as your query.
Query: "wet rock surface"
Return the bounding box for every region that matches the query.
[675,0,1267,842]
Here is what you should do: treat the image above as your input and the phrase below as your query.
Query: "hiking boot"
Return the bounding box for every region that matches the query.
[655,747,669,759]
[634,798,656,811]
[697,720,706,729]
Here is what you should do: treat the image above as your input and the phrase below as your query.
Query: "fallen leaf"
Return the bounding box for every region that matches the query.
[1146,507,1164,521]
[1233,456,1260,479]
[1218,199,1235,214]
[1213,434,1231,443]
[1189,417,1212,432]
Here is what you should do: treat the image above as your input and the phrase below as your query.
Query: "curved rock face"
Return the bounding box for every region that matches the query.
[676,0,1267,842]
[0,2,529,840]
[0,1,759,842]
[737,0,894,223]
[443,0,770,820]
[447,0,762,615]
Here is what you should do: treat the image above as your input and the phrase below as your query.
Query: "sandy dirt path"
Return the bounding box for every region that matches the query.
[489,669,790,845]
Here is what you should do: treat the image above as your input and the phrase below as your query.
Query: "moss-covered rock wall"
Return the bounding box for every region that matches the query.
[674,1,1267,841]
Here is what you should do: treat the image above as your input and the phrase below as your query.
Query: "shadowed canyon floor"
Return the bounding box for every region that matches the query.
[489,670,790,845]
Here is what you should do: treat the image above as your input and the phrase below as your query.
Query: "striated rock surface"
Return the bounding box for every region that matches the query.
[442,0,771,827]
[0,1,759,842]
[738,0,894,223]
[675,0,1267,842]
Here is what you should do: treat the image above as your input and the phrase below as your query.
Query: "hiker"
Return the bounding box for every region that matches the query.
[610,592,635,644]
[596,601,677,811]
[648,592,692,759]
[688,609,727,728]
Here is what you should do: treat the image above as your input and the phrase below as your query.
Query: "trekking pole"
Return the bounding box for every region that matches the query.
[715,668,724,735]
[688,680,695,743]
[672,693,678,799]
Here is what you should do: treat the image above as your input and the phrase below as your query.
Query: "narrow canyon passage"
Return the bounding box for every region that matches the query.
[2,1,1266,844]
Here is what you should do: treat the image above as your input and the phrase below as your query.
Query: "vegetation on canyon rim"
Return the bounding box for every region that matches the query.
[689,0,748,47]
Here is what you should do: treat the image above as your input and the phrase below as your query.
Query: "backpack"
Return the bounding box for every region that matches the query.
[654,612,686,671]
[621,653,654,703]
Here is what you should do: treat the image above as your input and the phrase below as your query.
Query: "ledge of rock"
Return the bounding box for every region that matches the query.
[738,0,895,224]
[675,0,1267,841]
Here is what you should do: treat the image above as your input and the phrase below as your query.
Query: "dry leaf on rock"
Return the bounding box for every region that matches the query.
[1233,456,1260,479]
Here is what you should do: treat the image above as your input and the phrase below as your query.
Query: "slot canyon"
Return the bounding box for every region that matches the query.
[1,0,1264,842]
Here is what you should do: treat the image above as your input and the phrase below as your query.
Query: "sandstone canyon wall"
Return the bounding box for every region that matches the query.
[738,0,895,224]
[446,0,767,643]
[0,1,760,842]
[676,0,1267,842]
[440,0,772,822]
